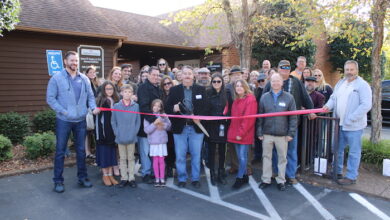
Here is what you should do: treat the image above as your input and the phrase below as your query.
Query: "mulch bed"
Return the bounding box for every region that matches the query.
[0,145,76,178]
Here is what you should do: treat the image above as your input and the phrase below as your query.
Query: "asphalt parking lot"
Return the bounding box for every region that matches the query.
[1,165,389,220]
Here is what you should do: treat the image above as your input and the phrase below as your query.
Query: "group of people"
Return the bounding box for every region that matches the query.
[47,51,372,194]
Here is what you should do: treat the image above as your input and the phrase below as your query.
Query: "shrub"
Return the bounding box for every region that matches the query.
[23,132,56,159]
[0,112,30,144]
[32,109,56,133]
[360,138,390,166]
[0,135,12,161]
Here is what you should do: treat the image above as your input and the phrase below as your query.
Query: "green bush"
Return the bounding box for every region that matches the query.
[23,132,56,159]
[360,138,390,166]
[32,109,56,133]
[0,135,12,161]
[0,112,30,144]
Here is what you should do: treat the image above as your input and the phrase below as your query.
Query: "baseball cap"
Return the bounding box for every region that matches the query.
[257,73,267,81]
[305,76,317,82]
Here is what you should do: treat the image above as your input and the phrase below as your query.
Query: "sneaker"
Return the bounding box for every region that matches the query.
[128,180,137,188]
[337,178,356,185]
[78,178,93,188]
[54,183,65,193]
[178,182,186,188]
[118,180,128,188]
[286,178,298,186]
[277,183,286,191]
[191,181,201,188]
[259,182,271,189]
[154,180,160,187]
[160,180,166,187]
[232,178,245,190]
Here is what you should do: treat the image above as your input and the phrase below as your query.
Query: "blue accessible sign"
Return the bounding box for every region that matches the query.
[46,50,64,76]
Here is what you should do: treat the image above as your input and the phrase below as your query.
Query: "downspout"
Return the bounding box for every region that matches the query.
[113,39,123,67]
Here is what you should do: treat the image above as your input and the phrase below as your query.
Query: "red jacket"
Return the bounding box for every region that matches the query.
[227,94,258,145]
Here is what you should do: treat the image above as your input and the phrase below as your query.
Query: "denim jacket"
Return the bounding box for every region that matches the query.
[46,69,96,122]
[325,76,372,131]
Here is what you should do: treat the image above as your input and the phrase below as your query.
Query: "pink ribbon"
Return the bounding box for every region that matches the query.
[98,107,326,120]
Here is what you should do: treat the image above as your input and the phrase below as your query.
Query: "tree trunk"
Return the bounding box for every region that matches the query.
[239,34,252,69]
[370,0,388,144]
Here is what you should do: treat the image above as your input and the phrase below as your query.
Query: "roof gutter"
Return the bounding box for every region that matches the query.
[16,25,127,40]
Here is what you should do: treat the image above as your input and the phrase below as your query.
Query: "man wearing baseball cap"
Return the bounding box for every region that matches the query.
[305,76,325,108]
[262,60,314,186]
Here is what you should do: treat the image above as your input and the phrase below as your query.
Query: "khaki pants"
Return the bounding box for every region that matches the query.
[262,135,288,184]
[118,144,136,181]
[228,143,253,170]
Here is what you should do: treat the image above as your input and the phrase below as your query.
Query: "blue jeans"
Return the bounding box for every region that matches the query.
[337,127,363,180]
[235,144,249,178]
[137,136,151,176]
[173,126,204,182]
[272,130,298,178]
[53,118,87,183]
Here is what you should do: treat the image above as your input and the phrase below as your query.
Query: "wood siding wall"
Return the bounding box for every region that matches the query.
[0,30,117,114]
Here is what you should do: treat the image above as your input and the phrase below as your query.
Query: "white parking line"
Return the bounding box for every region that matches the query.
[350,193,390,220]
[166,178,271,220]
[249,176,282,220]
[294,183,336,220]
[203,166,221,200]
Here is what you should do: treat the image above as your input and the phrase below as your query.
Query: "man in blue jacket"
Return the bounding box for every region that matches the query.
[47,51,99,193]
[324,60,372,185]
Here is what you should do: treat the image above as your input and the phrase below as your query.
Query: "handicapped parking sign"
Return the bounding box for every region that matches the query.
[46,50,64,76]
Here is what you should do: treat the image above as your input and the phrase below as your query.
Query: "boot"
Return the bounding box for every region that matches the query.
[102,175,112,186]
[217,168,227,185]
[210,170,216,186]
[232,178,244,189]
[108,175,119,185]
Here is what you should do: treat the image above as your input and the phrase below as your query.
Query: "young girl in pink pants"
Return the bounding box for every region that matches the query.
[144,99,171,187]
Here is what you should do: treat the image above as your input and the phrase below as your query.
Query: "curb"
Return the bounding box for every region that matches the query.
[0,160,76,179]
[299,174,390,201]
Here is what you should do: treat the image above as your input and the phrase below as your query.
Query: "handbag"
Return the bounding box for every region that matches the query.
[86,110,95,130]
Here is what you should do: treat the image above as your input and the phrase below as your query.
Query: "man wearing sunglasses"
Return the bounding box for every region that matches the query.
[262,60,314,186]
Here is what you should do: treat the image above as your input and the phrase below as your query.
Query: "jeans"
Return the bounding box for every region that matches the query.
[137,136,151,176]
[173,126,204,182]
[337,127,363,180]
[53,118,87,183]
[235,144,249,178]
[272,129,298,178]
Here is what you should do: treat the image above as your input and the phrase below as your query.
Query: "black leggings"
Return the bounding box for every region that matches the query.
[207,142,226,171]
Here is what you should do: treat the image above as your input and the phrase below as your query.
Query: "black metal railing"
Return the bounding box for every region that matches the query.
[300,113,340,182]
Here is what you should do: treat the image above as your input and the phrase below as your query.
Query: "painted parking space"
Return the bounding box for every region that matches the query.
[0,165,389,220]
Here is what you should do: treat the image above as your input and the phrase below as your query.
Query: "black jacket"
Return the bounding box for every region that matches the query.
[205,88,228,143]
[137,79,163,137]
[95,101,116,145]
[165,84,208,134]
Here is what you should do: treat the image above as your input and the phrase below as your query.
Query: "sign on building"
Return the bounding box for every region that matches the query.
[206,63,222,72]
[46,50,63,76]
[77,45,104,78]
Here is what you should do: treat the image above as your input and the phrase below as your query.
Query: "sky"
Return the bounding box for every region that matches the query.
[89,0,206,16]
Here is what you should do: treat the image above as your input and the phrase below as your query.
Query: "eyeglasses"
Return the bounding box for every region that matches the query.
[280,66,291,70]
[163,82,172,86]
[158,63,166,66]
[212,80,222,84]
[258,80,265,82]
[314,75,322,77]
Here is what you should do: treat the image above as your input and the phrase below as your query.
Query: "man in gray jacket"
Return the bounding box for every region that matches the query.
[257,73,297,191]
[47,51,99,193]
[323,60,372,185]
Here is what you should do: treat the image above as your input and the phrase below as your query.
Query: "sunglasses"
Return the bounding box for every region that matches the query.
[163,82,172,86]
[212,80,222,84]
[158,63,166,66]
[280,66,291,70]
[258,79,265,82]
[314,74,322,77]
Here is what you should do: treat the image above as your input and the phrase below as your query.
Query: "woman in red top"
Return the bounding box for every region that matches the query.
[227,79,258,189]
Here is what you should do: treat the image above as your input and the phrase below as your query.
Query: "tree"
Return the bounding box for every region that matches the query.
[0,0,21,37]
[161,0,292,69]
[370,0,389,144]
